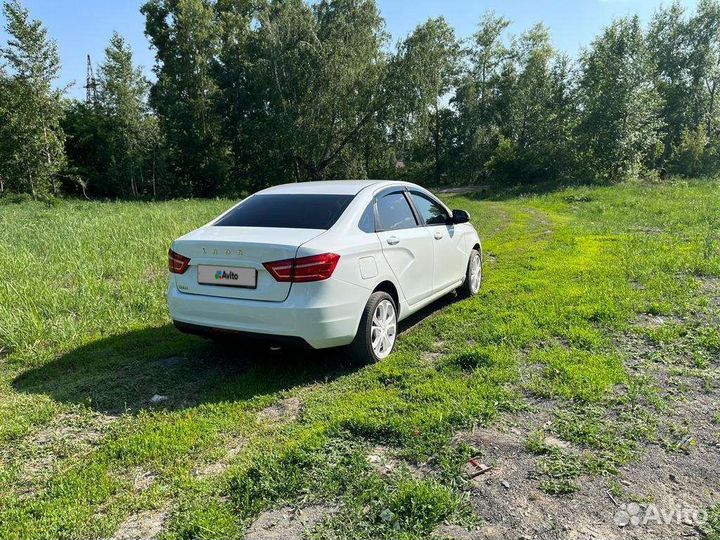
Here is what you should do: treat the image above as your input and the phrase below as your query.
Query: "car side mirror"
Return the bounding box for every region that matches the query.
[451,209,470,224]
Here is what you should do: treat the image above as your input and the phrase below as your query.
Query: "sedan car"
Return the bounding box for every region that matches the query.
[167,180,482,363]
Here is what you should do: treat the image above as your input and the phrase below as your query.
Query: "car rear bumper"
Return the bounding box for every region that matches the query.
[173,320,313,348]
[167,278,367,349]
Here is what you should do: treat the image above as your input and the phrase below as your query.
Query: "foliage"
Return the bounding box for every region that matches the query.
[244,0,391,183]
[392,17,461,183]
[0,0,65,197]
[0,64,10,194]
[648,0,720,166]
[61,101,106,198]
[452,12,511,183]
[667,125,717,177]
[576,16,663,181]
[61,34,160,198]
[142,0,228,197]
[485,24,577,182]
[706,503,720,540]
[4,1,720,196]
[96,33,159,197]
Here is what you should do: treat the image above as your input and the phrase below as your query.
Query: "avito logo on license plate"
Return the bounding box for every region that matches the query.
[215,269,238,280]
[198,265,257,288]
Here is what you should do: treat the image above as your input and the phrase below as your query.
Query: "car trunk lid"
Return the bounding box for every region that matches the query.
[171,226,325,302]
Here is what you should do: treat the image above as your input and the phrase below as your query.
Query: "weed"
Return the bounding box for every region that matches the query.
[705,503,720,540]
[660,421,696,453]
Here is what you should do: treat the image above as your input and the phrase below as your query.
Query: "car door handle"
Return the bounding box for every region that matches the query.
[433,231,443,240]
[386,236,400,245]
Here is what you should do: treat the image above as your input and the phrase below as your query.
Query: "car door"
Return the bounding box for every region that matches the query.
[375,189,434,306]
[408,190,466,293]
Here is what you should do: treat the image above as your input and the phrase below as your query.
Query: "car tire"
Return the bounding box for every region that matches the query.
[458,248,482,298]
[348,291,398,365]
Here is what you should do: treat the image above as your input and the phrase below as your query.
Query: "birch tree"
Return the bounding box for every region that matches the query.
[1,0,65,197]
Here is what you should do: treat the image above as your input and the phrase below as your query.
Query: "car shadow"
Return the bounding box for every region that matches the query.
[13,294,463,416]
[12,324,357,416]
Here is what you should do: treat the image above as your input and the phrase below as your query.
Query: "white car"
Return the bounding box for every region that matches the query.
[167,180,482,363]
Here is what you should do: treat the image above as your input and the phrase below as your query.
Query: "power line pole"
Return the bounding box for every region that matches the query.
[84,54,98,104]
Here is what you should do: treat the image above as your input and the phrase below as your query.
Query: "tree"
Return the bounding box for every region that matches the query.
[62,33,161,198]
[61,100,106,198]
[11,0,720,199]
[688,0,720,137]
[487,24,578,182]
[547,53,580,177]
[453,12,511,182]
[393,17,460,183]
[0,0,65,197]
[243,0,391,182]
[215,0,257,192]
[142,0,228,196]
[648,2,694,161]
[576,16,663,181]
[97,32,156,197]
[0,64,10,193]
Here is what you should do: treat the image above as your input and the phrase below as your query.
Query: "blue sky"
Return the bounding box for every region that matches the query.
[0,0,698,100]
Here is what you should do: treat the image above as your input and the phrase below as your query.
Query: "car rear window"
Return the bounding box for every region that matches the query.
[214,194,354,229]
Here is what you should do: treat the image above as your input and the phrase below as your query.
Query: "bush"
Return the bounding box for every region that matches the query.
[0,192,33,205]
[667,126,717,178]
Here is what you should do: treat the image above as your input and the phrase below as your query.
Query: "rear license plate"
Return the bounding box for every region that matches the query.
[197,265,257,288]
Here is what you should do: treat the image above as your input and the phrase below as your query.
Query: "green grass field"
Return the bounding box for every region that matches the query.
[1,180,719,539]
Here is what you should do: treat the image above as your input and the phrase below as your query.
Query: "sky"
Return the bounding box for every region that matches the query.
[0,0,700,100]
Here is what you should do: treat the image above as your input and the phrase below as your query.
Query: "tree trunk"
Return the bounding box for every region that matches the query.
[293,157,302,183]
[152,148,157,198]
[433,105,441,185]
[313,108,378,179]
[707,79,717,135]
[29,173,36,199]
[364,142,370,178]
[131,167,137,197]
[308,163,325,181]
[42,124,58,195]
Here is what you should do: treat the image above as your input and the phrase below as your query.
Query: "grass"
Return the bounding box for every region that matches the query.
[706,504,720,540]
[1,178,719,538]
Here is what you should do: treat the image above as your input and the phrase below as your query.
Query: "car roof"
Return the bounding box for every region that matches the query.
[258,180,399,196]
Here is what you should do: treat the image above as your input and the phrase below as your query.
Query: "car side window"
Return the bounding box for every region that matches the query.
[409,192,449,226]
[358,202,376,233]
[376,192,418,231]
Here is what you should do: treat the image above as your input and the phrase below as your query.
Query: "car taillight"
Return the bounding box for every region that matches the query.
[263,253,340,283]
[168,248,191,274]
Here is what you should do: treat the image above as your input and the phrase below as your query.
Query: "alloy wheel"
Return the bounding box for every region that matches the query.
[469,251,482,294]
[370,299,396,359]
